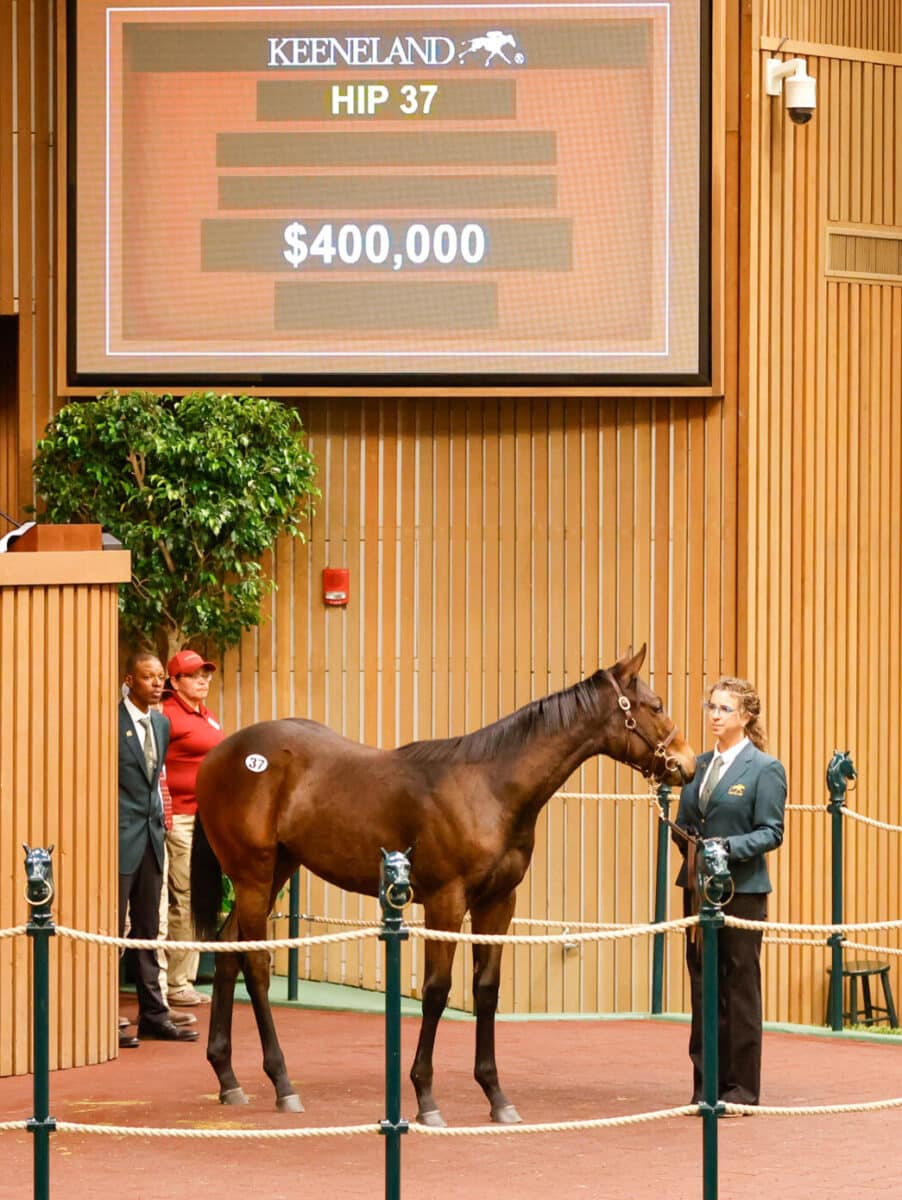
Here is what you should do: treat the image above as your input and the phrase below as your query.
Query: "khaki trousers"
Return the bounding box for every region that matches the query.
[162,813,199,992]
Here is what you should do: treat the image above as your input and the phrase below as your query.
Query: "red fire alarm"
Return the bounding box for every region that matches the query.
[322,567,350,606]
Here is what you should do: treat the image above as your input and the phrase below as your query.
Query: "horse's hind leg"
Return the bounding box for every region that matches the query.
[235,864,302,1113]
[471,894,521,1124]
[207,911,248,1105]
[242,945,303,1112]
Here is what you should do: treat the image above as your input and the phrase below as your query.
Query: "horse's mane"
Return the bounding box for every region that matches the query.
[395,670,610,764]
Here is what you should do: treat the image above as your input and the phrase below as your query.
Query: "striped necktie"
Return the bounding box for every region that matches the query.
[139,716,157,779]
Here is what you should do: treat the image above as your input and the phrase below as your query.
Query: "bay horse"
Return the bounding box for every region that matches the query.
[190,645,695,1123]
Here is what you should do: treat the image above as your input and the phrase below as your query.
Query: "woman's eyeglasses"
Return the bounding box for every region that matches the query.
[703,702,737,716]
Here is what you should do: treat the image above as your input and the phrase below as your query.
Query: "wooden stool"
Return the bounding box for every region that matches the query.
[827,959,899,1028]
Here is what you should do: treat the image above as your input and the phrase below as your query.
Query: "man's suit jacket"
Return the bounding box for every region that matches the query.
[118,701,170,875]
[675,742,787,893]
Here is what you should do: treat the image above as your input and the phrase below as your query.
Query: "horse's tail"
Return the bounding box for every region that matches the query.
[190,814,223,939]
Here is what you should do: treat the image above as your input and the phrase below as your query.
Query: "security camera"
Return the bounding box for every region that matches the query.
[765,57,816,125]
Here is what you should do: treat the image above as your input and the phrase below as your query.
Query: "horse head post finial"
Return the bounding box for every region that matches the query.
[22,844,56,921]
[826,750,856,809]
[696,837,733,909]
[379,847,413,914]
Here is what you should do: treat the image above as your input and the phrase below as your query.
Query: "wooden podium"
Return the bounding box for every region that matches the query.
[0,526,131,1076]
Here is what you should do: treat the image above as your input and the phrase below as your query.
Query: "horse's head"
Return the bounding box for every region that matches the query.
[22,843,55,907]
[603,646,696,785]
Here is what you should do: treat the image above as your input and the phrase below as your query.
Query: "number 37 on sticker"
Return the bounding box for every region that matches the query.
[330,83,438,116]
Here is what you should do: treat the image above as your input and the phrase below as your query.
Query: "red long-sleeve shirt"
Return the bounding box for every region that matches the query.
[161,693,224,816]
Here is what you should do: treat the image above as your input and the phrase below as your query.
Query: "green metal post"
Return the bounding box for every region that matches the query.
[379,850,411,1200]
[826,751,855,1031]
[24,846,57,1200]
[651,782,672,1014]
[287,870,300,1001]
[699,892,724,1200]
[694,835,732,1200]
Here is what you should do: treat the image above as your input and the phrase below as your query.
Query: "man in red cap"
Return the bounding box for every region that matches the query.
[161,648,224,1006]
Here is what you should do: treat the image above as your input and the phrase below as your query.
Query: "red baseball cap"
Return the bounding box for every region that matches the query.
[167,649,216,677]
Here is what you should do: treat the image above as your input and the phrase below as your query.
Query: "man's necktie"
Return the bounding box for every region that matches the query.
[139,716,157,779]
[699,754,724,813]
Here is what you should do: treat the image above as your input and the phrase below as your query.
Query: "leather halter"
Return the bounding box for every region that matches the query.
[604,671,681,780]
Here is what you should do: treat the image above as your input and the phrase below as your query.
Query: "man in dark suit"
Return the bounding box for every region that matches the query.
[674,677,786,1108]
[119,652,197,1046]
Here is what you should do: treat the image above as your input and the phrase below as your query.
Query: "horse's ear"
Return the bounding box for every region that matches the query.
[615,643,647,684]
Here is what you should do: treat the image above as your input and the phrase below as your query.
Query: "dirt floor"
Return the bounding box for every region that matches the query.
[1,997,901,1199]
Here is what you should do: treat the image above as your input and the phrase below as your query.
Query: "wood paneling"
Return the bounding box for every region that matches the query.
[0,0,57,519]
[747,37,902,1026]
[215,395,728,1014]
[0,554,128,1076]
[4,0,902,1061]
[761,0,902,54]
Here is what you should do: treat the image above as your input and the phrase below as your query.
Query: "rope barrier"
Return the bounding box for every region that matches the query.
[726,915,902,935]
[840,808,902,834]
[408,1106,697,1134]
[725,1096,902,1116]
[51,1121,381,1139]
[843,940,902,958]
[4,914,902,950]
[51,925,382,953]
[406,917,697,946]
[555,793,657,802]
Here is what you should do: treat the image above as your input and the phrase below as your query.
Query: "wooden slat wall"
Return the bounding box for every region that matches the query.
[217,395,731,1015]
[0,0,57,520]
[761,0,902,55]
[746,21,902,1027]
[5,0,902,1051]
[0,571,121,1076]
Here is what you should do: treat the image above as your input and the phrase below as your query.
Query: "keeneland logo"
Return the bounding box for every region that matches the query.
[266,29,524,69]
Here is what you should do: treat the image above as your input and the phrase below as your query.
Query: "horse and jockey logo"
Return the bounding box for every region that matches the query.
[458,30,525,67]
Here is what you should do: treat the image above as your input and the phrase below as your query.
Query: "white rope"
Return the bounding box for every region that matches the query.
[408,916,697,945]
[843,940,902,958]
[54,925,381,952]
[762,935,827,949]
[786,804,825,812]
[0,1121,28,1132]
[51,1121,380,1139]
[555,792,657,802]
[277,912,628,933]
[841,808,902,834]
[0,925,27,940]
[725,1097,902,1116]
[726,915,902,935]
[409,1106,697,1134]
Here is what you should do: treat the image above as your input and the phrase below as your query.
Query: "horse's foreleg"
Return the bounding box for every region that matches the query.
[206,912,246,1105]
[410,938,457,1126]
[471,893,520,1124]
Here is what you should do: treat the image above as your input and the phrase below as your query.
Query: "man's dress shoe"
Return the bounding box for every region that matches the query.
[168,1010,197,1027]
[119,1031,140,1049]
[138,1018,199,1042]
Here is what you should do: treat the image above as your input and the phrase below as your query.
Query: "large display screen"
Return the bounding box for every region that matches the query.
[68,1,708,385]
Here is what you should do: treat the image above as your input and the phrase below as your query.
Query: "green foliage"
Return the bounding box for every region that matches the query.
[32,390,318,658]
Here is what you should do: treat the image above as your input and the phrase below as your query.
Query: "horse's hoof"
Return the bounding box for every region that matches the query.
[276,1093,304,1113]
[491,1104,522,1125]
[417,1109,447,1127]
[219,1087,249,1106]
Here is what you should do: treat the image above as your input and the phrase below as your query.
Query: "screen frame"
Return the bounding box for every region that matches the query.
[63,0,714,393]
